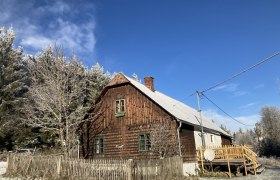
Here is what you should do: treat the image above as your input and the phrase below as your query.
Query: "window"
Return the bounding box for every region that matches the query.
[94,137,104,155]
[210,135,214,143]
[139,133,151,151]
[115,99,125,117]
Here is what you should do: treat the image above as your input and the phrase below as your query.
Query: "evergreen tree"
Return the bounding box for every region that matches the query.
[83,63,110,108]
[0,27,30,150]
[220,124,231,135]
[0,27,29,123]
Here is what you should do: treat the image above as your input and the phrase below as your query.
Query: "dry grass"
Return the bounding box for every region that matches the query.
[257,157,280,167]
[198,170,229,178]
[181,176,200,180]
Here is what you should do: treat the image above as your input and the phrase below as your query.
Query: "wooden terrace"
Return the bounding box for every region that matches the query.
[197,145,265,178]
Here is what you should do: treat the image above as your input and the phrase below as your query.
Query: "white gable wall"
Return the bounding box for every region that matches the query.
[194,130,222,148]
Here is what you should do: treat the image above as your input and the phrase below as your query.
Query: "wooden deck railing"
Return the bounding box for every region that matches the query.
[196,145,258,177]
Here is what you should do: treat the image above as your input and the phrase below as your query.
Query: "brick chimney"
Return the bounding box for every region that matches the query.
[144,76,155,91]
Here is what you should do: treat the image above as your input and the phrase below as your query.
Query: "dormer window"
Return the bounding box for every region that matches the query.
[115,99,125,117]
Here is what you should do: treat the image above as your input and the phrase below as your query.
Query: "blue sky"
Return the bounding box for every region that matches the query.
[1,0,280,132]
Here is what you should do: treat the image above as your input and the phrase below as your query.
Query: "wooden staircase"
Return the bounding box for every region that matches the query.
[245,161,265,174]
[242,145,265,175]
[197,145,265,177]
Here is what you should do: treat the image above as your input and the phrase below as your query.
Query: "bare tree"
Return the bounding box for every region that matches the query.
[258,106,280,157]
[23,46,109,156]
[254,123,262,143]
[150,120,179,159]
[234,129,254,146]
[260,106,280,143]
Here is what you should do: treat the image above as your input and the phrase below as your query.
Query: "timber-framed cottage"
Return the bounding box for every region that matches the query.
[80,73,232,174]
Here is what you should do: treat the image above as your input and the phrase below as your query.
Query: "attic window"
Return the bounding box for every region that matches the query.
[115,99,125,117]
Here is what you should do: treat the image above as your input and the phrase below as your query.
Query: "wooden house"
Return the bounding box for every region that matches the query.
[80,73,232,175]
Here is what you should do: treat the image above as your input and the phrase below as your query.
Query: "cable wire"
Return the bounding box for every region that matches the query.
[201,51,280,93]
[201,92,254,126]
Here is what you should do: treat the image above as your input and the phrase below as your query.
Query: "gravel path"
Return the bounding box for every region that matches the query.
[199,167,280,180]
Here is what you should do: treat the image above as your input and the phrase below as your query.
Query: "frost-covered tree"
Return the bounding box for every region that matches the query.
[0,28,31,150]
[132,73,140,82]
[83,63,110,108]
[254,122,262,143]
[220,124,231,135]
[151,120,179,159]
[234,129,254,146]
[23,46,110,156]
[258,106,280,157]
[0,27,29,126]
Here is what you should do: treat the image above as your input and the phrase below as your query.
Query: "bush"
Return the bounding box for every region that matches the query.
[258,157,280,167]
[258,138,280,157]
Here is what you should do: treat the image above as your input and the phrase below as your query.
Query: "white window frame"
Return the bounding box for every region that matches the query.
[115,99,126,116]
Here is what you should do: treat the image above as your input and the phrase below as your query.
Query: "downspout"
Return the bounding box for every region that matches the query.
[176,119,182,156]
[77,138,80,159]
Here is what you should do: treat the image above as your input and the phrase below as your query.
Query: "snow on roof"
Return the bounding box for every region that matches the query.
[123,74,230,137]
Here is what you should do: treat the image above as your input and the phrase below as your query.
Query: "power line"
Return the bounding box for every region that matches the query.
[201,51,280,93]
[201,92,254,126]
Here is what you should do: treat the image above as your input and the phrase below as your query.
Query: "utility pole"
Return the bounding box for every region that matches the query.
[196,91,205,147]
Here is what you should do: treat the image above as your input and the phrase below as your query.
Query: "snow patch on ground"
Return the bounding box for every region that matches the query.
[0,162,8,180]
[0,162,7,176]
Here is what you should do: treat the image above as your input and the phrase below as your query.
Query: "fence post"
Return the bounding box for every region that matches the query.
[225,146,231,178]
[57,155,62,176]
[126,159,133,180]
[6,152,11,173]
[242,146,247,176]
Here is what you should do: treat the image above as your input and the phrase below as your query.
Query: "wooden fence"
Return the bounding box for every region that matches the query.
[6,154,183,180]
[133,156,183,180]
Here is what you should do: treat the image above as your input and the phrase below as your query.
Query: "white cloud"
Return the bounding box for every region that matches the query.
[0,0,96,58]
[235,115,260,127]
[203,109,260,132]
[21,36,53,50]
[0,11,10,22]
[239,102,258,109]
[212,83,249,97]
[233,90,248,97]
[254,83,265,89]
[37,1,71,14]
[212,83,239,92]
[55,18,96,53]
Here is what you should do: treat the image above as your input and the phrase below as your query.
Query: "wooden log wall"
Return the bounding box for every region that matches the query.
[82,83,179,159]
[180,124,197,162]
[221,135,232,146]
